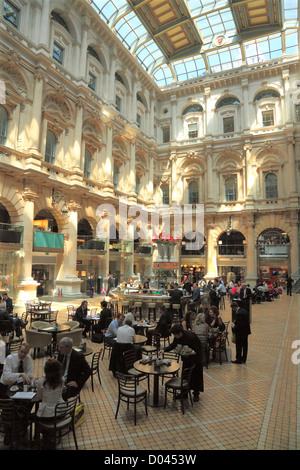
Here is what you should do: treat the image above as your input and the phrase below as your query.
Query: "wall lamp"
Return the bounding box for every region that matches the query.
[52,188,69,214]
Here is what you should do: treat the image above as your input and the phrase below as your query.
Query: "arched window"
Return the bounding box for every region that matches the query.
[218,231,245,256]
[216,96,240,109]
[45,129,56,164]
[136,93,145,105]
[87,46,102,64]
[161,184,169,205]
[0,105,8,145]
[182,104,203,115]
[225,177,237,201]
[113,163,119,190]
[188,181,199,204]
[136,175,140,195]
[265,173,278,199]
[115,72,124,86]
[51,11,69,32]
[254,89,280,102]
[84,149,92,179]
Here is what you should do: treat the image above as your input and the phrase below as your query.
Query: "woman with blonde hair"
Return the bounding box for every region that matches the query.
[193,312,209,340]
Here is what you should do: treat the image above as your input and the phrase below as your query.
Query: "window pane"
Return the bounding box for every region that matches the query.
[265,173,278,198]
[188,181,199,204]
[84,149,91,179]
[161,185,169,205]
[225,177,237,201]
[45,130,56,164]
[88,73,96,91]
[162,127,170,143]
[0,105,8,145]
[115,95,121,112]
[4,1,19,27]
[223,117,234,133]
[262,110,274,126]
[53,43,64,64]
[188,123,198,138]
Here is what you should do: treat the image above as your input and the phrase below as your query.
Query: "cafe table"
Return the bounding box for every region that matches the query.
[133,335,147,345]
[38,324,71,351]
[133,359,180,407]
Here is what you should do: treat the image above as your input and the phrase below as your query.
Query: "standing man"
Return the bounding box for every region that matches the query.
[231,302,251,364]
[106,274,115,296]
[86,275,95,298]
[57,337,91,400]
[286,276,294,296]
[1,292,13,314]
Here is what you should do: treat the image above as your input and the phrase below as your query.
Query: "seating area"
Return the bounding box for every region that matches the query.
[0,292,298,451]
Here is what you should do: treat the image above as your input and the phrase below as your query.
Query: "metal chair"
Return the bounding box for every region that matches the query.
[101,336,113,360]
[164,365,195,414]
[43,310,58,324]
[121,301,130,315]
[133,301,142,320]
[210,331,229,365]
[123,348,150,391]
[33,396,78,450]
[0,399,27,449]
[90,351,102,392]
[172,304,181,324]
[67,305,76,320]
[142,332,161,357]
[115,372,148,426]
[7,338,23,355]
[110,299,119,316]
[147,302,156,322]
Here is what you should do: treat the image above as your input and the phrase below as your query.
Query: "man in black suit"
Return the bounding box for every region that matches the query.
[106,274,115,296]
[1,293,13,314]
[209,285,220,308]
[96,300,112,331]
[74,300,92,338]
[239,283,252,301]
[189,282,201,310]
[57,337,91,400]
[231,302,251,364]
[86,275,95,298]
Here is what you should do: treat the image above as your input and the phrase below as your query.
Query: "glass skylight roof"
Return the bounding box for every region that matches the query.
[88,0,299,87]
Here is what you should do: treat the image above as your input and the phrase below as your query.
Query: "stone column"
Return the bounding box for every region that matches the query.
[290,214,300,276]
[242,78,249,131]
[39,0,50,48]
[287,136,298,202]
[109,47,117,103]
[70,100,84,185]
[204,87,212,136]
[128,138,136,202]
[102,121,114,196]
[56,201,82,296]
[245,217,257,287]
[205,223,218,280]
[28,70,44,156]
[170,153,177,204]
[206,149,214,208]
[79,17,89,79]
[16,188,39,303]
[171,94,177,140]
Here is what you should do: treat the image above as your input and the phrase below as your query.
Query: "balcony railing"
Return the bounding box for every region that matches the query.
[218,244,245,256]
[33,230,64,252]
[258,244,289,258]
[0,223,23,244]
[109,240,133,253]
[77,235,106,251]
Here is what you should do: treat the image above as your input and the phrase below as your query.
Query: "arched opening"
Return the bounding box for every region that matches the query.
[257,228,290,285]
[218,231,245,256]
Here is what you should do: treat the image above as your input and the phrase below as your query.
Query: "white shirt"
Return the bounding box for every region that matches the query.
[116,324,135,344]
[0,352,33,386]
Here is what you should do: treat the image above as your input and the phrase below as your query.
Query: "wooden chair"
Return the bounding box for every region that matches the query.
[90,351,102,392]
[7,338,23,355]
[32,397,78,450]
[121,301,130,315]
[142,332,161,357]
[67,305,76,320]
[133,301,142,320]
[164,365,195,414]
[210,331,229,365]
[110,299,119,316]
[123,348,150,391]
[172,304,181,324]
[115,373,148,426]
[43,310,58,324]
[147,302,156,322]
[101,336,113,360]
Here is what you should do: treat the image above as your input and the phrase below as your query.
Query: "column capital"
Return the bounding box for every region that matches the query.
[68,201,81,213]
[22,188,39,202]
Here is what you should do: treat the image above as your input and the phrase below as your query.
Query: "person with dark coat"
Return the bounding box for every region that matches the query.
[95,300,112,331]
[146,306,172,345]
[74,300,92,338]
[162,324,204,402]
[169,283,183,304]
[1,293,13,314]
[286,276,294,296]
[189,282,201,310]
[209,285,220,308]
[106,275,115,296]
[231,302,251,364]
[86,275,95,298]
[57,337,91,400]
[239,283,252,301]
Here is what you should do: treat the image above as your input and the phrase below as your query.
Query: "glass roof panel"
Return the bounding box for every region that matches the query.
[88,0,299,87]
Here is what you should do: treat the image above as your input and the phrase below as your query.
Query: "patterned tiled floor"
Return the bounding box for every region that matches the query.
[1,292,299,451]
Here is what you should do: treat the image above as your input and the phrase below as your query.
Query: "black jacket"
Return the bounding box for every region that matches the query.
[170,288,183,304]
[57,349,91,390]
[232,307,251,336]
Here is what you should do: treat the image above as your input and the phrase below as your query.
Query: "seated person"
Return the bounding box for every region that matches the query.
[109,319,142,375]
[146,306,172,345]
[193,312,209,341]
[104,314,125,347]
[0,342,33,397]
[35,358,65,417]
[74,300,92,338]
[95,300,112,331]
[181,311,195,331]
[57,337,91,401]
[205,306,225,338]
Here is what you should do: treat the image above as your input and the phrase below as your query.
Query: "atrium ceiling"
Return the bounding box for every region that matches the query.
[88,0,299,86]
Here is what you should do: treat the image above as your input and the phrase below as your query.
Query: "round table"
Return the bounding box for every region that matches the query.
[73,346,93,357]
[38,324,71,351]
[133,335,147,345]
[134,359,180,407]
